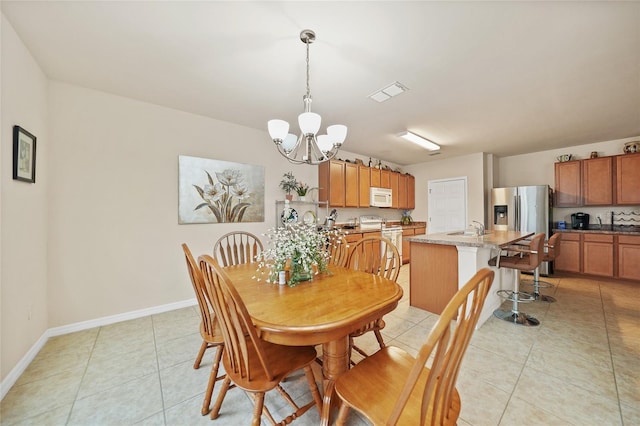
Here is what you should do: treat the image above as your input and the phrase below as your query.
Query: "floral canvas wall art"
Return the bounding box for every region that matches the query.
[178,155,265,224]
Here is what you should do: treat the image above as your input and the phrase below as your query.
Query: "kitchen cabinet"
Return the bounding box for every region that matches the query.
[582,234,614,277]
[345,162,359,207]
[381,170,391,189]
[407,175,416,209]
[554,232,581,273]
[554,161,582,207]
[615,153,640,205]
[370,168,381,187]
[617,235,640,281]
[390,172,399,209]
[402,225,426,264]
[319,159,416,209]
[358,165,370,208]
[582,157,613,205]
[318,160,345,207]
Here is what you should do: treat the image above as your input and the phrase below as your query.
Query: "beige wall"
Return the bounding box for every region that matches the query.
[1,15,49,381]
[46,82,320,327]
[405,152,487,229]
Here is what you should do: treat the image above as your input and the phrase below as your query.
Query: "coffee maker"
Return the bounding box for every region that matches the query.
[571,212,590,230]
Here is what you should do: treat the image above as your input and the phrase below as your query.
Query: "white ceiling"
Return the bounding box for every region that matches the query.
[3,1,639,165]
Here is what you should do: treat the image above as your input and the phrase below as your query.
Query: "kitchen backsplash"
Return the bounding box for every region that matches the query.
[554,207,640,226]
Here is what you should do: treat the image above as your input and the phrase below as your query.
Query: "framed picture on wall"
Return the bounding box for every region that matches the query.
[13,125,37,183]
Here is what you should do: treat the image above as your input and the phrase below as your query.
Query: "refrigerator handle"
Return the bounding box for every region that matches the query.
[515,195,520,230]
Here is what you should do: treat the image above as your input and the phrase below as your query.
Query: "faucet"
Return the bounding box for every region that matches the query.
[472,221,485,236]
[597,216,602,227]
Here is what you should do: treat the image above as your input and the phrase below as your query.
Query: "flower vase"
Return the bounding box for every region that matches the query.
[298,195,307,202]
[289,257,312,286]
[285,194,293,201]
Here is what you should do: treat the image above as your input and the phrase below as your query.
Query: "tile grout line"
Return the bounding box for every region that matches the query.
[598,280,626,426]
[150,314,168,426]
[64,327,101,425]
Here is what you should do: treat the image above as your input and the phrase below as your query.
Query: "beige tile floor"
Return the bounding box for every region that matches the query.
[2,266,639,425]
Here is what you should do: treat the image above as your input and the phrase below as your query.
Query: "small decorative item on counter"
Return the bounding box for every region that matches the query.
[401,210,413,225]
[558,221,566,229]
[255,223,339,286]
[279,171,298,201]
[295,181,310,200]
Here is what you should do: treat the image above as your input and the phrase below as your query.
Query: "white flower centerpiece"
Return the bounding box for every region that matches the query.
[255,222,339,286]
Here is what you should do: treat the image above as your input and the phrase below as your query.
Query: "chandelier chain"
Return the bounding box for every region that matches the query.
[305,39,311,99]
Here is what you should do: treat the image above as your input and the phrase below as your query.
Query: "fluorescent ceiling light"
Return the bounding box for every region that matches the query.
[399,131,440,151]
[368,81,408,103]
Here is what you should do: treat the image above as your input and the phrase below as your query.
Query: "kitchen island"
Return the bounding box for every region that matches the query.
[407,230,534,328]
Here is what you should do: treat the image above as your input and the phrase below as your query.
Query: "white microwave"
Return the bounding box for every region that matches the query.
[370,187,392,207]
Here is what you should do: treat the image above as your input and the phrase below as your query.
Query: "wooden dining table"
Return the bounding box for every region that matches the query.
[222,262,403,426]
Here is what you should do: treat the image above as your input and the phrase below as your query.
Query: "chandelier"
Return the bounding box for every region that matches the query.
[267,29,347,165]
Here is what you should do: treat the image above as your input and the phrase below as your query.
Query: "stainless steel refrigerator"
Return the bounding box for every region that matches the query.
[490,185,552,275]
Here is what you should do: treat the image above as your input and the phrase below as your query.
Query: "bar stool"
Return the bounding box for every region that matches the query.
[522,233,561,303]
[488,233,545,326]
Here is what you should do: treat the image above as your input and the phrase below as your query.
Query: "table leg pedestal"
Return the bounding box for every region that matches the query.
[320,337,349,426]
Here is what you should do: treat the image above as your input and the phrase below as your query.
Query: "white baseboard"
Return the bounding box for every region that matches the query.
[1,298,197,400]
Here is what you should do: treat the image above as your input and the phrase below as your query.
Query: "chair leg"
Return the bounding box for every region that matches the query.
[193,340,209,369]
[210,376,231,420]
[373,328,386,349]
[201,345,225,415]
[251,392,265,426]
[336,400,350,426]
[304,365,324,411]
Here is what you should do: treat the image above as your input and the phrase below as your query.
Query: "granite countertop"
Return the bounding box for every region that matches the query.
[407,230,533,249]
[553,225,640,235]
[335,221,427,234]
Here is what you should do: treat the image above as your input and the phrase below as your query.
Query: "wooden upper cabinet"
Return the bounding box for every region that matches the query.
[370,168,381,187]
[554,160,582,207]
[390,172,399,209]
[318,160,345,207]
[582,157,613,205]
[407,175,416,209]
[615,153,640,205]
[381,170,391,189]
[358,165,371,208]
[345,162,359,207]
[398,174,409,209]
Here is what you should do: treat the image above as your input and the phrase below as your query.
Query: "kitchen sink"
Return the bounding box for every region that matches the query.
[447,230,493,236]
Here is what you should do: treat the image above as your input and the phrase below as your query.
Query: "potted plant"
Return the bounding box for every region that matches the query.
[295,181,310,201]
[280,171,298,200]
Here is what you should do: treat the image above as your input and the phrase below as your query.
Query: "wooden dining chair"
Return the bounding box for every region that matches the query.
[213,231,263,267]
[198,255,323,425]
[325,233,349,267]
[346,235,401,363]
[334,268,495,426]
[181,243,226,415]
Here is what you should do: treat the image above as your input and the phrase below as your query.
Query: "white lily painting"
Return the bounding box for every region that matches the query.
[178,155,265,224]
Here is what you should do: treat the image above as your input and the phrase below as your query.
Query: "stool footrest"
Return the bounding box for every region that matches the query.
[522,291,557,303]
[496,290,535,303]
[521,279,554,289]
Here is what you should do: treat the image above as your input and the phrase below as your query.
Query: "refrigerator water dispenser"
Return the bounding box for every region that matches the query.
[494,205,508,226]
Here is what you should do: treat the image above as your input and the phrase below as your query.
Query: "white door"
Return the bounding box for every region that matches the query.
[427,178,467,234]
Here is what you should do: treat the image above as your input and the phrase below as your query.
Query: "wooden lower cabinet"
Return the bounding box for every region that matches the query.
[554,232,581,273]
[409,242,458,314]
[555,231,639,281]
[618,235,640,281]
[582,234,614,277]
[402,226,427,264]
